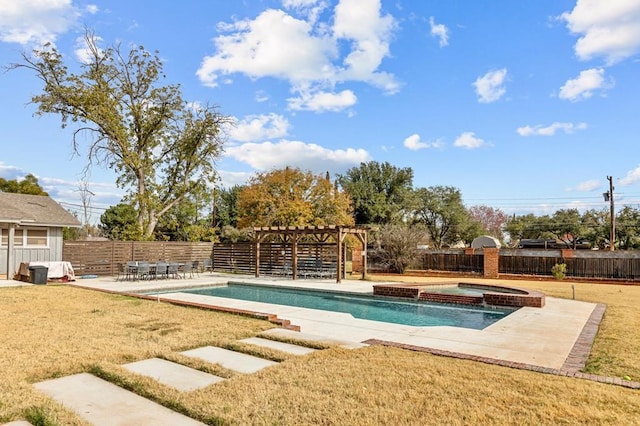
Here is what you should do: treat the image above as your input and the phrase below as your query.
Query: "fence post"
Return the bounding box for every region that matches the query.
[483,248,499,279]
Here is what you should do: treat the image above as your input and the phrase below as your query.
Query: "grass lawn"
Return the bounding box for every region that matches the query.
[1,280,639,425]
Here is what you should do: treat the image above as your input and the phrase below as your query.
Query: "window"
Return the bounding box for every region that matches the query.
[0,228,48,247]
[27,229,48,246]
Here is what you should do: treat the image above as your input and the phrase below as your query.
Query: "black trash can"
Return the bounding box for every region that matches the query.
[28,265,48,285]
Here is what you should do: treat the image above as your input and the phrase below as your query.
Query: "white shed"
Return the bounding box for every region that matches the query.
[0,193,81,279]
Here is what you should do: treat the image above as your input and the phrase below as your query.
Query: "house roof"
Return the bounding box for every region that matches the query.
[0,192,81,228]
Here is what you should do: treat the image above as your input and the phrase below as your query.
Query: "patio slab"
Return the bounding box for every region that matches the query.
[239,337,317,355]
[181,346,278,374]
[122,357,225,391]
[34,373,204,425]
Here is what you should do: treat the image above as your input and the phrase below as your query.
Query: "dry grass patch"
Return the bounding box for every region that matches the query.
[0,285,272,424]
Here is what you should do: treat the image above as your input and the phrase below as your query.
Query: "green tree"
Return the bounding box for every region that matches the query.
[616,206,640,249]
[0,174,48,195]
[237,167,353,228]
[214,185,245,229]
[581,209,609,249]
[11,31,229,239]
[549,209,586,248]
[337,161,414,225]
[99,203,142,240]
[413,186,470,248]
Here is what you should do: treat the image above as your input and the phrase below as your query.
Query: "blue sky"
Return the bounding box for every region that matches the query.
[1,0,640,224]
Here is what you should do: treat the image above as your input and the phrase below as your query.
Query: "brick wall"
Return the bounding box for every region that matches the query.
[483,248,499,278]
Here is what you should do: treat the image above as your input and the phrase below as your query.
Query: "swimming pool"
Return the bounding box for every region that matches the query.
[174,283,517,330]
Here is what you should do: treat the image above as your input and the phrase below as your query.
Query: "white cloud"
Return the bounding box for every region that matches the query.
[473,68,508,103]
[429,16,449,47]
[571,180,601,192]
[217,170,254,188]
[517,121,588,136]
[228,114,291,142]
[86,4,99,15]
[282,0,329,25]
[288,89,357,112]
[0,0,80,46]
[403,134,443,151]
[561,0,640,64]
[224,140,372,173]
[197,0,399,113]
[558,68,613,102]
[453,132,487,149]
[0,161,24,179]
[620,165,640,185]
[255,90,269,103]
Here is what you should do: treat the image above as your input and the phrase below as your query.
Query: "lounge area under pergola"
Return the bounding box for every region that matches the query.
[252,225,367,283]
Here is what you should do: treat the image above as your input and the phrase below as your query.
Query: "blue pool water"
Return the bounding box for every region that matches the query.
[177,283,516,330]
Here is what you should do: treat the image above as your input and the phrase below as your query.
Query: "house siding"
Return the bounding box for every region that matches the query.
[0,227,63,276]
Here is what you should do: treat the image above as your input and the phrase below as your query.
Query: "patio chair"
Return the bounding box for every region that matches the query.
[125,261,138,281]
[116,263,128,281]
[181,261,195,279]
[136,261,151,280]
[167,263,180,279]
[203,258,213,273]
[154,261,168,280]
[192,260,200,277]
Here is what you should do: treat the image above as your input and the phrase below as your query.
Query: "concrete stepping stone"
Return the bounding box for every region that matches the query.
[34,373,204,425]
[261,328,369,349]
[181,346,278,374]
[2,422,32,426]
[239,337,317,355]
[122,357,225,392]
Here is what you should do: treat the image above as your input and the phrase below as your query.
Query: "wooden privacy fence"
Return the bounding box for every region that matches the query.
[499,249,640,280]
[212,242,339,277]
[63,241,214,276]
[369,248,640,282]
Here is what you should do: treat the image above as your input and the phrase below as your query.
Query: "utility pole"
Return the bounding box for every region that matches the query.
[604,176,615,251]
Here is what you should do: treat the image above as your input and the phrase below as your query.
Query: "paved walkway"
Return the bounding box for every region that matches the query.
[26,337,322,425]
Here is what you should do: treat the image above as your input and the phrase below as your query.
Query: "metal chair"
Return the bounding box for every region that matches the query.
[154,261,168,280]
[167,263,180,279]
[203,258,213,273]
[136,261,150,280]
[181,261,195,279]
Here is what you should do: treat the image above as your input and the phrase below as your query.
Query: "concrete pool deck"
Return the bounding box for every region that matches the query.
[62,272,602,371]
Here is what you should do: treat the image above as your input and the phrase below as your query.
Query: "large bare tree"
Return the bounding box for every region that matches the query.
[10,32,230,239]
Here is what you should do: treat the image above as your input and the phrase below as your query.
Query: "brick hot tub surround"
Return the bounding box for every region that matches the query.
[373,282,545,308]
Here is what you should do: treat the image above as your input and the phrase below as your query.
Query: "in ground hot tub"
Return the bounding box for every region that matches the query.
[373,282,545,308]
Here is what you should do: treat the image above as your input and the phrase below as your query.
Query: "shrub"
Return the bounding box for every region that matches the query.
[551,263,567,280]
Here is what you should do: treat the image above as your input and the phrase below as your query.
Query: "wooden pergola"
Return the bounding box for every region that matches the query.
[252,225,367,283]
